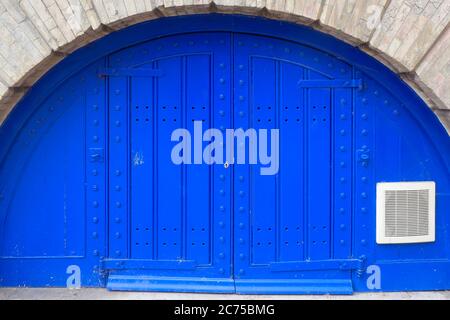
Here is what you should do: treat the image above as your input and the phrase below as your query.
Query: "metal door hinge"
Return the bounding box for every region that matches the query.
[298,79,363,89]
[101,259,197,271]
[356,256,367,278]
[270,257,367,273]
[98,67,162,78]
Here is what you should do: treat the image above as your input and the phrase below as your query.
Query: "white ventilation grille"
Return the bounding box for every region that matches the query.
[377,182,435,244]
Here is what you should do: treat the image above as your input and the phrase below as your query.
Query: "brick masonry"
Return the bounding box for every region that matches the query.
[0,0,449,132]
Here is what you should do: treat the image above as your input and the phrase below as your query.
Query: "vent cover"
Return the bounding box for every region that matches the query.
[376,182,436,244]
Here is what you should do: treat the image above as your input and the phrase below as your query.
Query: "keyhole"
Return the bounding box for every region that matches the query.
[224,162,230,169]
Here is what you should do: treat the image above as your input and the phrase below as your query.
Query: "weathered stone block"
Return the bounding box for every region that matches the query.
[434,109,450,134]
[320,0,388,44]
[416,25,450,110]
[370,0,450,72]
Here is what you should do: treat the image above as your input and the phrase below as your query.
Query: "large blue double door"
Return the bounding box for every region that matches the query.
[104,32,356,294]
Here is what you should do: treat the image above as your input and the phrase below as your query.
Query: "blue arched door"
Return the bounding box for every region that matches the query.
[101,32,359,294]
[1,15,448,294]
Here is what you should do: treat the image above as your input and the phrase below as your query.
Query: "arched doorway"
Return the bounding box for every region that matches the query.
[0,15,449,294]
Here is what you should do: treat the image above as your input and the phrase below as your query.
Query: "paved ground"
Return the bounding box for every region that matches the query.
[0,288,449,300]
